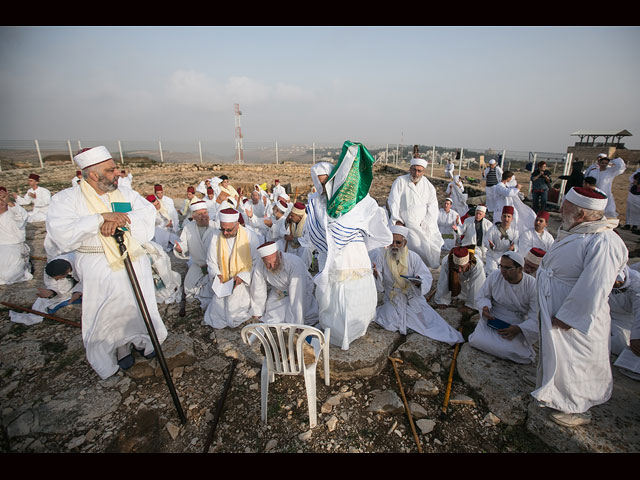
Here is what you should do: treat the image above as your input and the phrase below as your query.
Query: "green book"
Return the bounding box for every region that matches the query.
[111,201,132,231]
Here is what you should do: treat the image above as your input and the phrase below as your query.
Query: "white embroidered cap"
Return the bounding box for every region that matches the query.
[73,146,112,169]
[257,241,278,258]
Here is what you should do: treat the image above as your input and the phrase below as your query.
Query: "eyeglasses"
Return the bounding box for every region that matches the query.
[220,227,236,233]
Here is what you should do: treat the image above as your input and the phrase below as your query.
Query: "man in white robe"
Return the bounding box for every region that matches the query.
[0,186,32,285]
[173,200,216,309]
[455,205,492,263]
[250,241,319,325]
[180,186,199,226]
[483,159,503,216]
[117,169,133,189]
[196,178,213,197]
[267,199,290,252]
[147,194,180,252]
[483,205,519,275]
[145,240,181,305]
[72,170,82,188]
[531,186,628,427]
[583,154,626,218]
[244,189,270,238]
[303,142,393,350]
[437,197,461,252]
[523,247,546,278]
[372,225,463,345]
[154,184,180,233]
[203,208,261,329]
[282,201,312,270]
[469,251,539,364]
[491,170,521,225]
[387,157,443,268]
[434,246,485,311]
[271,179,286,203]
[609,266,640,357]
[517,210,554,255]
[13,173,51,223]
[445,175,468,218]
[203,187,217,210]
[9,254,82,325]
[46,146,168,379]
[218,175,240,204]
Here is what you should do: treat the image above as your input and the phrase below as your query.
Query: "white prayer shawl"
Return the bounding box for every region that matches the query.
[372,248,464,345]
[173,219,217,307]
[15,186,51,223]
[583,157,626,217]
[437,208,461,251]
[283,219,313,270]
[46,185,167,380]
[433,254,486,309]
[10,253,82,325]
[250,252,319,326]
[387,174,443,268]
[196,180,210,197]
[483,223,519,275]
[300,192,329,271]
[455,216,493,261]
[313,194,393,350]
[117,174,133,189]
[145,241,181,305]
[0,204,32,285]
[531,218,628,413]
[483,166,503,213]
[158,195,180,233]
[469,270,539,364]
[517,228,555,256]
[203,227,262,329]
[608,267,640,356]
[446,180,469,217]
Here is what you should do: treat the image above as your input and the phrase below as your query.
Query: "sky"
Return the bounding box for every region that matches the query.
[1,25,639,154]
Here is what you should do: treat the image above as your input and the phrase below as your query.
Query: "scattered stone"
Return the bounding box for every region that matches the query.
[367,390,404,415]
[166,422,180,440]
[265,439,278,451]
[408,401,429,420]
[387,419,398,434]
[66,435,85,449]
[298,430,312,442]
[484,412,501,426]
[412,379,439,396]
[450,394,476,406]
[326,415,338,432]
[416,419,436,435]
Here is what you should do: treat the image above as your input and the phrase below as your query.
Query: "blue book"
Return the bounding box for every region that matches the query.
[487,318,511,330]
[47,297,82,315]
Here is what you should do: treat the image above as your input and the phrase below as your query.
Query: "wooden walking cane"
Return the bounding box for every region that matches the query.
[113,229,187,425]
[178,270,187,317]
[1,301,81,328]
[202,358,237,453]
[389,356,423,453]
[442,328,463,416]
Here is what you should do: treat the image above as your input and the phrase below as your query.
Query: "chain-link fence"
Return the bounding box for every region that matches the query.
[0,139,568,173]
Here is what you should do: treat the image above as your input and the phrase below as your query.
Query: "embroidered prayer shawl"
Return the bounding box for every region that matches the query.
[217,225,252,282]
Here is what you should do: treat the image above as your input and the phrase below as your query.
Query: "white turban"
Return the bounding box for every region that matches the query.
[476,205,487,213]
[257,242,278,258]
[189,201,208,212]
[73,146,112,169]
[390,225,409,238]
[219,209,240,223]
[564,187,608,211]
[502,251,524,267]
[489,159,496,165]
[410,158,428,168]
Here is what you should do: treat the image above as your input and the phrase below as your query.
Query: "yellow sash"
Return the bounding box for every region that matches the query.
[385,246,410,299]
[79,179,144,271]
[293,213,307,238]
[217,225,252,282]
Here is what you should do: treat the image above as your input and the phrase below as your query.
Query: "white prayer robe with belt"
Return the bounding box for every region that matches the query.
[517,228,554,256]
[371,247,464,345]
[437,208,461,251]
[173,220,217,308]
[609,267,640,356]
[584,157,626,217]
[9,252,82,325]
[250,252,319,326]
[203,226,261,329]
[46,185,168,380]
[388,174,443,268]
[531,218,628,414]
[0,204,32,285]
[469,270,539,364]
[483,223,519,275]
[455,216,493,262]
[433,255,486,310]
[15,186,51,223]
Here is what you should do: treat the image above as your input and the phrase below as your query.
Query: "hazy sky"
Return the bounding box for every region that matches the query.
[1,26,639,153]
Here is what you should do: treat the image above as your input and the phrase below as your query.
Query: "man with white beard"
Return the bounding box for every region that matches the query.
[387,154,443,268]
[583,153,626,218]
[13,173,51,223]
[244,189,270,237]
[437,197,462,252]
[46,146,167,378]
[249,241,319,325]
[468,251,539,364]
[0,186,32,285]
[483,206,519,275]
[517,210,554,256]
[203,208,261,329]
[455,205,493,264]
[173,200,216,310]
[434,246,486,311]
[372,225,464,345]
[531,186,628,427]
[153,184,180,234]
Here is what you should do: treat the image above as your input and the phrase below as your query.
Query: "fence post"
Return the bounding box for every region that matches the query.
[199,141,203,164]
[395,144,399,167]
[431,146,435,176]
[275,142,279,164]
[77,141,82,151]
[458,147,464,176]
[501,150,506,170]
[118,141,124,165]
[312,142,315,164]
[558,153,572,205]
[67,140,74,164]
[34,140,43,168]
[386,144,389,165]
[158,141,164,163]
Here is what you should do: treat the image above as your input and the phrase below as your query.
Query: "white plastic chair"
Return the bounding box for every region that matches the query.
[241,323,330,428]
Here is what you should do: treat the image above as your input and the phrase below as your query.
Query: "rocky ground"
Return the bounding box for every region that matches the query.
[1,159,639,454]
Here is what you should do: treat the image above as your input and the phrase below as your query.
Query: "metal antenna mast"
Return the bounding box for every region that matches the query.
[234,103,244,164]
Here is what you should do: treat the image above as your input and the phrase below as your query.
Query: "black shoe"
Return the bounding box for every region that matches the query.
[144,350,156,360]
[632,227,639,235]
[622,224,631,230]
[132,345,156,360]
[118,354,135,370]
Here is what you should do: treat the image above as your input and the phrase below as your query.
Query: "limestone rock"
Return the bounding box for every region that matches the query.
[397,333,457,374]
[367,390,404,415]
[412,379,439,396]
[408,401,429,420]
[416,419,436,435]
[326,415,338,432]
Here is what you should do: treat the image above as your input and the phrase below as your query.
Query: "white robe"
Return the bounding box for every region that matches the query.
[491,182,520,224]
[250,252,319,325]
[15,186,51,223]
[455,216,493,262]
[483,166,503,214]
[437,208,461,252]
[372,247,464,345]
[583,157,626,217]
[446,180,468,217]
[203,226,261,329]
[517,228,555,256]
[483,223,519,275]
[625,169,640,226]
[433,254,486,310]
[46,185,168,380]
[9,253,82,325]
[0,204,32,285]
[158,195,180,233]
[531,219,628,413]
[117,174,133,189]
[173,220,217,309]
[388,174,443,268]
[145,241,181,305]
[609,268,640,356]
[153,208,180,252]
[469,270,539,364]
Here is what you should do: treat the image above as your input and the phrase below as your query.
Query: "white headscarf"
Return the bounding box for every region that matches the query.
[310,162,334,195]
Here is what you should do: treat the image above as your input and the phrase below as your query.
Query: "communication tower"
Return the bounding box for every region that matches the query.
[234,103,244,164]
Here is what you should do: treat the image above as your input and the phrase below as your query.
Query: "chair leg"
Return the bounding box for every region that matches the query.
[323,342,330,386]
[303,364,317,428]
[261,361,269,424]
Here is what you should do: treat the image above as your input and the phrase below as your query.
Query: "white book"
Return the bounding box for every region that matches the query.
[212,276,235,298]
[614,348,640,375]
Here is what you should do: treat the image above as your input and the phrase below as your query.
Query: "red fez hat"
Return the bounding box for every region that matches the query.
[274,179,280,183]
[530,247,546,258]
[0,186,7,192]
[502,205,515,215]
[28,173,40,181]
[146,194,157,203]
[154,184,163,192]
[76,170,81,176]
[187,186,195,194]
[238,214,245,225]
[572,186,606,199]
[294,201,305,210]
[280,199,288,207]
[536,210,550,221]
[207,187,214,194]
[220,208,238,215]
[452,247,469,257]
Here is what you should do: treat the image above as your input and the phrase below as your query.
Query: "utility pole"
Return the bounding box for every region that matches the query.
[234,103,244,164]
